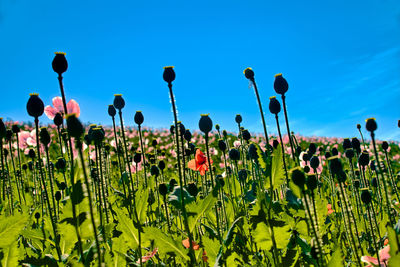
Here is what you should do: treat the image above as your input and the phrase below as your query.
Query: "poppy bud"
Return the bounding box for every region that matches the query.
[199,114,213,134]
[238,169,247,182]
[357,124,361,130]
[55,157,66,170]
[358,151,369,167]
[381,141,389,151]
[92,128,105,144]
[229,148,240,161]
[150,165,159,177]
[66,114,84,139]
[371,177,378,187]
[184,129,192,142]
[28,149,36,159]
[243,67,255,81]
[187,182,198,197]
[308,143,317,155]
[365,118,377,132]
[303,166,310,173]
[360,188,372,205]
[268,96,281,114]
[134,111,144,125]
[351,137,361,153]
[35,212,41,219]
[113,94,125,110]
[218,139,227,152]
[159,183,168,196]
[331,147,338,156]
[5,129,12,141]
[178,122,185,136]
[222,130,228,138]
[306,174,318,191]
[343,138,352,150]
[108,105,116,117]
[242,129,251,141]
[52,52,68,75]
[291,168,306,189]
[134,153,142,164]
[345,148,354,159]
[39,127,51,146]
[27,93,44,118]
[52,112,63,127]
[354,179,360,189]
[273,73,289,95]
[235,114,242,124]
[215,124,220,131]
[310,156,319,169]
[272,139,279,149]
[163,66,175,83]
[55,191,62,201]
[11,124,20,134]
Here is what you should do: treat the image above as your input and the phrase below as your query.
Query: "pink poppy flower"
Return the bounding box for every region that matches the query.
[44,96,80,120]
[361,245,390,267]
[136,247,158,264]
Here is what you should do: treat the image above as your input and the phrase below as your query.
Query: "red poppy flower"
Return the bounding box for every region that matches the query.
[136,247,158,264]
[182,238,200,250]
[188,149,212,176]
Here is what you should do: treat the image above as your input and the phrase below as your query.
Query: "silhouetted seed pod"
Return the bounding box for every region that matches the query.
[187,182,198,197]
[310,156,320,169]
[52,52,68,75]
[4,148,8,157]
[177,122,185,136]
[92,127,105,145]
[303,166,310,173]
[108,105,116,117]
[55,191,62,201]
[307,174,318,191]
[238,169,247,182]
[28,161,34,170]
[331,147,338,156]
[355,170,360,176]
[291,168,306,189]
[229,148,240,161]
[243,67,255,80]
[343,138,352,150]
[365,118,377,132]
[324,151,331,159]
[150,165,159,177]
[398,120,400,128]
[188,143,195,154]
[199,114,213,134]
[5,129,12,141]
[113,94,125,110]
[345,149,354,159]
[222,130,228,138]
[329,157,342,175]
[295,146,302,156]
[351,137,361,153]
[134,153,142,164]
[184,129,192,142]
[134,111,144,125]
[382,141,389,151]
[358,151,370,167]
[59,182,66,191]
[337,170,347,183]
[242,129,251,141]
[185,148,191,156]
[361,188,372,204]
[168,179,177,191]
[357,124,361,130]
[151,139,158,147]
[354,179,360,189]
[169,125,174,135]
[39,127,51,146]
[302,153,310,162]
[35,212,41,219]
[11,124,20,134]
[163,66,175,83]
[371,177,378,187]
[22,163,28,170]
[216,175,225,187]
[370,160,376,171]
[248,144,258,160]
[272,139,279,149]
[158,160,165,171]
[66,114,84,139]
[218,139,227,152]
[268,96,281,114]
[215,124,220,131]
[274,73,289,95]
[104,144,111,153]
[52,112,63,127]
[27,93,44,118]
[29,149,36,159]
[308,143,317,155]
[235,114,242,124]
[55,157,66,170]
[159,183,168,196]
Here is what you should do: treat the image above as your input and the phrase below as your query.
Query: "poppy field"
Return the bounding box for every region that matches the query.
[0,53,400,267]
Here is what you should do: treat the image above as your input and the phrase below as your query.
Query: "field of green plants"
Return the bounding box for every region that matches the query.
[0,53,399,266]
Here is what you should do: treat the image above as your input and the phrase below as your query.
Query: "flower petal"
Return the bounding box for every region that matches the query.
[67,99,80,117]
[52,97,64,113]
[44,106,57,120]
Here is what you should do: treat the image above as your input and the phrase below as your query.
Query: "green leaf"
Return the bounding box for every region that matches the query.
[115,209,139,249]
[224,216,243,247]
[168,186,195,210]
[143,227,189,261]
[327,245,344,267]
[135,186,149,224]
[271,145,285,190]
[186,192,217,233]
[202,237,220,266]
[0,213,28,248]
[1,241,20,267]
[21,229,56,248]
[388,226,400,267]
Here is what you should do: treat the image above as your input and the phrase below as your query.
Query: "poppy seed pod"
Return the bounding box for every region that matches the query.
[66,114,84,139]
[169,179,177,190]
[53,112,63,127]
[244,67,255,81]
[59,182,66,191]
[329,157,342,175]
[337,170,347,183]
[39,127,51,146]
[291,168,306,189]
[370,161,375,171]
[55,157,66,170]
[218,139,227,152]
[365,118,377,132]
[134,153,142,164]
[4,130,11,142]
[150,165,159,177]
[371,177,378,187]
[273,73,289,95]
[272,139,279,149]
[199,114,213,134]
[357,124,361,130]
[343,138,352,150]
[229,148,240,161]
[303,166,310,173]
[268,96,281,114]
[358,151,370,167]
[296,146,302,156]
[152,139,158,147]
[0,119,6,140]
[158,183,168,196]
[187,182,198,197]
[170,125,174,135]
[215,124,220,131]
[306,174,318,191]
[55,191,62,201]
[3,148,8,157]
[360,188,372,205]
[235,114,242,124]
[35,212,41,220]
[238,169,248,182]
[351,137,361,153]
[113,94,125,110]
[308,143,317,155]
[52,52,68,75]
[11,124,20,134]
[92,128,105,144]
[222,130,228,138]
[310,156,320,169]
[134,111,144,125]
[158,160,165,170]
[331,147,338,156]
[163,66,175,83]
[178,122,185,136]
[242,129,251,141]
[381,141,389,151]
[248,143,258,160]
[184,129,192,142]
[28,149,36,159]
[354,179,360,189]
[325,151,331,159]
[27,93,44,118]
[108,105,116,117]
[345,148,355,159]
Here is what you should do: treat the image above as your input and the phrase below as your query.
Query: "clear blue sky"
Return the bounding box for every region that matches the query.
[1,0,399,140]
